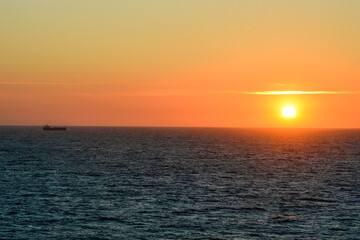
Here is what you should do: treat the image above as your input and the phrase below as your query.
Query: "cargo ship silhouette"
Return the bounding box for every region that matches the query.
[43,124,67,131]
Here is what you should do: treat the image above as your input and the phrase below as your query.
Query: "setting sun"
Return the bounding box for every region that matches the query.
[282,106,296,118]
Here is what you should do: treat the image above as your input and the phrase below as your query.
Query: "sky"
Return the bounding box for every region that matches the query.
[1,0,360,128]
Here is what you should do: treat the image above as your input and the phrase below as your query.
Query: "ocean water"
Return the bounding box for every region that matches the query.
[0,127,359,239]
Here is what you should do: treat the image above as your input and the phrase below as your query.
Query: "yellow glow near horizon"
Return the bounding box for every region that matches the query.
[282,106,296,118]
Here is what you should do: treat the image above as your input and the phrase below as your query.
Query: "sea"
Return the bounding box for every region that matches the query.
[0,127,359,239]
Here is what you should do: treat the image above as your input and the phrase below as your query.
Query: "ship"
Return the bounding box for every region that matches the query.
[43,124,67,131]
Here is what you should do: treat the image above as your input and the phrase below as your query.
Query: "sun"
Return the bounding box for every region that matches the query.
[282,106,296,118]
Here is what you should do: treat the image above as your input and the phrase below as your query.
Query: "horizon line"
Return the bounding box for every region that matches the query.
[0,124,359,130]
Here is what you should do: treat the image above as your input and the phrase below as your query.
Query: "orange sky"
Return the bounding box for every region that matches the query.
[1,0,360,128]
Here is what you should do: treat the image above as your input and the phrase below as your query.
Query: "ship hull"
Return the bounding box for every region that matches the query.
[43,127,66,131]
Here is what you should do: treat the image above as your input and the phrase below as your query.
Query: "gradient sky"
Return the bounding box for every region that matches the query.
[1,0,360,127]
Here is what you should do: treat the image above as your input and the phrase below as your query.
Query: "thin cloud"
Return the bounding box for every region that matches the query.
[245,91,355,95]
[0,81,117,85]
[0,82,356,97]
[115,90,357,97]
[0,81,68,85]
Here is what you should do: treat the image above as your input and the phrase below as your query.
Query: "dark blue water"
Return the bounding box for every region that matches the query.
[1,127,360,239]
